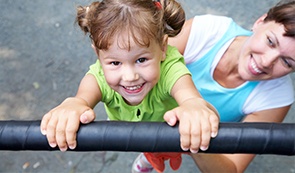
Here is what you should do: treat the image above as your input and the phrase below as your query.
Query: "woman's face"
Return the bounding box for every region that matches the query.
[238,15,295,81]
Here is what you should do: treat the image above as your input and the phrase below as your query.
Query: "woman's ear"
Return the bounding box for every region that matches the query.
[161,35,168,61]
[252,14,267,31]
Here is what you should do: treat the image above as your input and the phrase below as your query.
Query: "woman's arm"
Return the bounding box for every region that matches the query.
[190,105,291,173]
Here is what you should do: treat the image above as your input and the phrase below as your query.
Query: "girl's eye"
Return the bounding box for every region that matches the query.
[110,61,121,66]
[136,58,147,63]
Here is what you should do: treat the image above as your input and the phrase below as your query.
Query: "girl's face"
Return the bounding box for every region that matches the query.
[97,34,167,106]
[238,15,295,81]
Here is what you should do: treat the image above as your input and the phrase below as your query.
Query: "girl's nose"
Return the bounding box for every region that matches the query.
[122,68,139,81]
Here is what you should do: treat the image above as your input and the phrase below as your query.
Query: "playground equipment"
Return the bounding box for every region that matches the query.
[0,121,294,155]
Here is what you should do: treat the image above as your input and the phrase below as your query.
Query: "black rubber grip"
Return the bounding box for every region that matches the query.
[0,121,294,155]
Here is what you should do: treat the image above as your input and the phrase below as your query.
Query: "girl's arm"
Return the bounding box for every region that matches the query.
[40,74,102,151]
[190,106,291,172]
[76,74,102,110]
[164,74,219,153]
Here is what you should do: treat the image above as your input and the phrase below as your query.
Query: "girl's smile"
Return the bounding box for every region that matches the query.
[122,83,145,94]
[97,32,166,106]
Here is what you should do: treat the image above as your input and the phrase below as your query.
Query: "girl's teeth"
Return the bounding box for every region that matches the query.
[251,61,262,74]
[125,84,142,90]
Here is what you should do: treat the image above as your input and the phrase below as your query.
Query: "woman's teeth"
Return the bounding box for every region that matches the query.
[251,61,263,74]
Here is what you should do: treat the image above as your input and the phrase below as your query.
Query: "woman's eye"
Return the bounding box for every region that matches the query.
[110,61,121,66]
[136,58,147,63]
[281,57,292,68]
[267,37,275,47]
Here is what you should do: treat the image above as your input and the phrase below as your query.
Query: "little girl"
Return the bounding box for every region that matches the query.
[40,0,219,172]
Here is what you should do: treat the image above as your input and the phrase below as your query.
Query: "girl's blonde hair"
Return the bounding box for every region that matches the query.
[76,0,185,50]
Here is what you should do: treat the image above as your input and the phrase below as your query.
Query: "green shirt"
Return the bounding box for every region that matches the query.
[88,45,190,122]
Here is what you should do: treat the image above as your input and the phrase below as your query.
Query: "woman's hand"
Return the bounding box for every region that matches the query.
[40,97,96,151]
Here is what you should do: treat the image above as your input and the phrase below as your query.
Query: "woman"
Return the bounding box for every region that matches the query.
[166,0,295,172]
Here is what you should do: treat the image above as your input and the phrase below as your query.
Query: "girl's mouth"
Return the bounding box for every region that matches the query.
[124,84,143,90]
[123,83,144,93]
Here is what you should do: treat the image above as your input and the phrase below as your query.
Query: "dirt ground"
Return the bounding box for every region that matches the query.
[0,0,294,172]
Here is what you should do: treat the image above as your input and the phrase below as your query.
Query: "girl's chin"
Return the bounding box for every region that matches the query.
[124,98,144,106]
[121,93,146,105]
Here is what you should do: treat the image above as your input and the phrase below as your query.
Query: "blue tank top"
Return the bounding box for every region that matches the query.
[187,21,259,122]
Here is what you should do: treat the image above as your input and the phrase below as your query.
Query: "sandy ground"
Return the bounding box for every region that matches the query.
[0,0,294,172]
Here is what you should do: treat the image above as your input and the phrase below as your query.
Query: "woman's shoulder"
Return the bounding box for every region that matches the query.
[251,75,293,101]
[192,14,233,24]
[184,15,234,64]
[243,75,294,113]
[256,75,293,91]
[190,14,234,41]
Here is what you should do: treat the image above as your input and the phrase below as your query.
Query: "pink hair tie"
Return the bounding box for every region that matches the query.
[154,1,162,10]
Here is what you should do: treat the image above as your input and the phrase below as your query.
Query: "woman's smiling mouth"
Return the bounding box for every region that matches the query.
[249,57,264,75]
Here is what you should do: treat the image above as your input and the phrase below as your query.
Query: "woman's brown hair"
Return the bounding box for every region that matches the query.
[264,0,295,37]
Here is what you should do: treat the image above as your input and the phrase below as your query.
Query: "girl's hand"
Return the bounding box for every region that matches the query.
[40,97,95,151]
[164,98,219,153]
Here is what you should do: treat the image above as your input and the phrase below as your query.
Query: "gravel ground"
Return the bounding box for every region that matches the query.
[0,0,294,172]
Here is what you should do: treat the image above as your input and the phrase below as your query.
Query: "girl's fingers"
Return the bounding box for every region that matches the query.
[178,117,193,152]
[80,109,96,124]
[45,115,59,148]
[210,114,219,138]
[66,115,81,150]
[188,122,201,153]
[40,113,51,135]
[55,117,68,152]
[199,121,211,151]
[163,110,178,126]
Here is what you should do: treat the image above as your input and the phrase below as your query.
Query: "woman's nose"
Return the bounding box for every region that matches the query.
[261,51,280,68]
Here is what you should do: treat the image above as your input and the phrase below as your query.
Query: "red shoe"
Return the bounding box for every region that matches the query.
[132,153,154,173]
